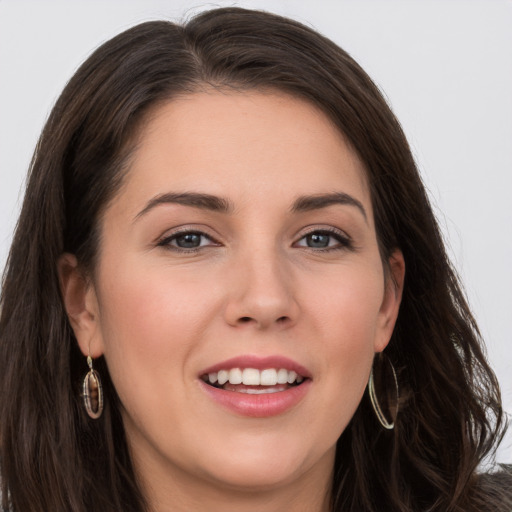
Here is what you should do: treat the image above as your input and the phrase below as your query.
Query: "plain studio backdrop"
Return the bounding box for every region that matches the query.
[0,0,510,464]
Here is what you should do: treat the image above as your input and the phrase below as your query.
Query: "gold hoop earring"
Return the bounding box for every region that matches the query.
[83,355,103,419]
[368,353,399,430]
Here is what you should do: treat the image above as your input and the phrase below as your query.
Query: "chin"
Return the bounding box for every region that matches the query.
[194,434,335,493]
[203,457,308,492]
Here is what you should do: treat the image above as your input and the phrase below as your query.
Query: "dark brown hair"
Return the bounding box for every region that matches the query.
[0,7,510,512]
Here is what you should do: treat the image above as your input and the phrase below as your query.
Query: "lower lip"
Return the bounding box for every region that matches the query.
[199,380,311,418]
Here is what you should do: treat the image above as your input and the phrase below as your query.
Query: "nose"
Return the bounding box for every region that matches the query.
[223,249,300,330]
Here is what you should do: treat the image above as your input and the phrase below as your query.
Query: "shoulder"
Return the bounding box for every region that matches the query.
[476,464,512,512]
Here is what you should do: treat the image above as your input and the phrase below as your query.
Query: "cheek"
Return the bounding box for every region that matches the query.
[308,260,384,344]
[304,263,384,419]
[99,256,213,329]
[93,258,219,386]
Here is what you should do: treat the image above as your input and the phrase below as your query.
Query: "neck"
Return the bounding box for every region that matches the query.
[148,480,332,512]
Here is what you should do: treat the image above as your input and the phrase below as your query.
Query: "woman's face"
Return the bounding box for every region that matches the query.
[65,91,403,502]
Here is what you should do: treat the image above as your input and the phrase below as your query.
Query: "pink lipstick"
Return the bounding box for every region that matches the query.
[198,355,312,418]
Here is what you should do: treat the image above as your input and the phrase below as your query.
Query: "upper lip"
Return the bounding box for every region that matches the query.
[199,355,312,379]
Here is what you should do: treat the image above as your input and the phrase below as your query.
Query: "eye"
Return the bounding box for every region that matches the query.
[157,230,219,251]
[294,229,352,250]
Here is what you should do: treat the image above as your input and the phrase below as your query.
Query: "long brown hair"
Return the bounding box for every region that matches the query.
[1,7,510,511]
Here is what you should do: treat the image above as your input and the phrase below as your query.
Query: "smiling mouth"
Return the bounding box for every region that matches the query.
[200,368,307,394]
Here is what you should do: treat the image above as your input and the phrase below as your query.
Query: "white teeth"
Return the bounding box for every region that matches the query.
[287,371,297,384]
[229,368,243,385]
[217,370,229,385]
[276,368,289,384]
[242,368,260,385]
[204,368,305,386]
[260,368,277,386]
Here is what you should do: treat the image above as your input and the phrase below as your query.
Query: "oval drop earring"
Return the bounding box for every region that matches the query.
[83,355,104,419]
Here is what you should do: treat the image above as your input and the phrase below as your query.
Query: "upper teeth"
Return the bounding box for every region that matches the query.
[206,368,304,386]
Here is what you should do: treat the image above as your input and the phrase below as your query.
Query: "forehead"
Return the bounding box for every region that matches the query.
[117,90,371,216]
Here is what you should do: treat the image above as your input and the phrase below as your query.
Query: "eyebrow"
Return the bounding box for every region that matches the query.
[134,191,367,222]
[291,192,367,222]
[134,192,233,221]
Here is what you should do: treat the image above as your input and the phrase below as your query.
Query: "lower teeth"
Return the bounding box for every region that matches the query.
[236,387,284,394]
[212,382,301,394]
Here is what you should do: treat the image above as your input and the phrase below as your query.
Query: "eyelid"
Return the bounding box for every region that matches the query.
[154,224,354,252]
[296,225,351,240]
[156,226,221,250]
[293,225,353,250]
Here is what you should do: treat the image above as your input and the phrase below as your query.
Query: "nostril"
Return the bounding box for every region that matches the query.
[234,315,292,327]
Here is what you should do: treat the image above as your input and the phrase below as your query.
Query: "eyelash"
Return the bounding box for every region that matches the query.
[156,227,353,253]
[293,228,353,252]
[157,229,220,253]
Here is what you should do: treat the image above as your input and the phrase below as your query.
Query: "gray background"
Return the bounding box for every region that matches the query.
[1,0,510,464]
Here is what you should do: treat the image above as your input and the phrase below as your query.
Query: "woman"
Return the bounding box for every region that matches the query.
[0,7,510,512]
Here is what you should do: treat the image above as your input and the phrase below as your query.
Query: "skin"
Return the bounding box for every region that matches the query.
[60,91,404,512]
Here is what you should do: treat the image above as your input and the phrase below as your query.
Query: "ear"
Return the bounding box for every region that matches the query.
[374,249,405,353]
[57,253,104,358]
